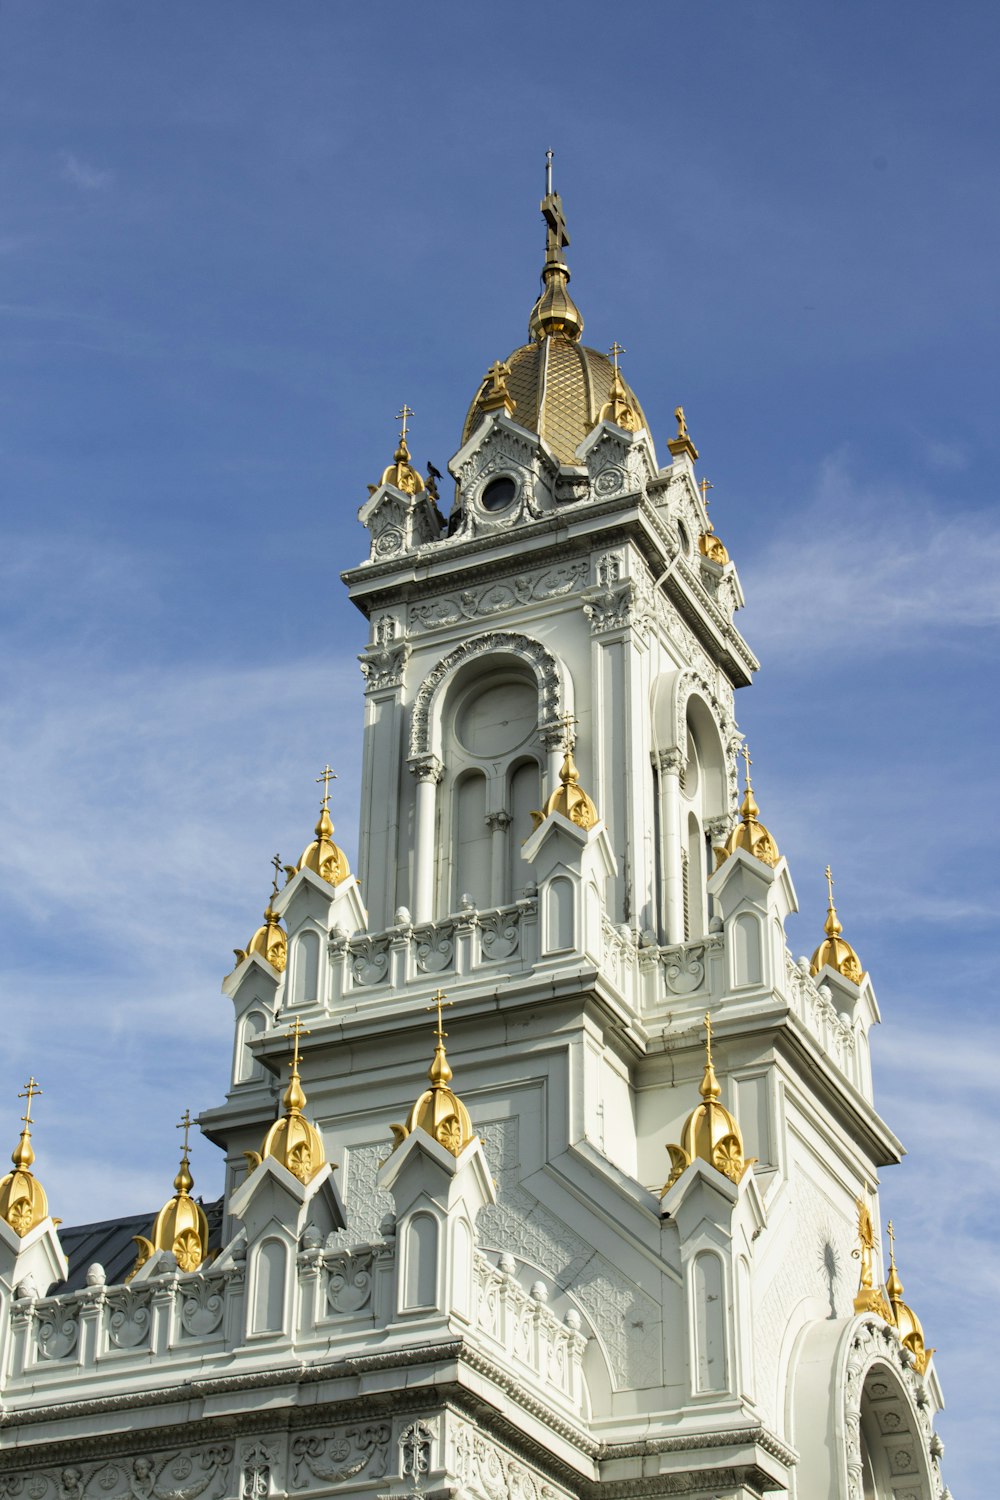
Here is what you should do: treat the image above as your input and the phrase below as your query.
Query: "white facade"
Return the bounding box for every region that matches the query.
[0,195,951,1500]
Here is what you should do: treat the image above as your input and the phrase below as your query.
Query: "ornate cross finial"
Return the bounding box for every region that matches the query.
[675,405,689,439]
[270,853,283,900]
[699,476,714,506]
[176,1108,193,1161]
[426,988,453,1047]
[704,1012,714,1063]
[609,340,626,373]
[887,1218,896,1268]
[316,765,337,810]
[485,358,510,392]
[395,404,414,443]
[286,1015,311,1075]
[825,864,835,904]
[740,742,754,790]
[17,1076,41,1127]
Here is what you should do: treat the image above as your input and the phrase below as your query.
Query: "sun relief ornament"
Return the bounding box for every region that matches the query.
[810,865,864,985]
[296,765,350,887]
[660,1015,753,1196]
[718,744,781,868]
[131,1110,210,1276]
[390,990,476,1157]
[852,1197,893,1321]
[232,855,287,974]
[0,1077,50,1238]
[245,1017,329,1186]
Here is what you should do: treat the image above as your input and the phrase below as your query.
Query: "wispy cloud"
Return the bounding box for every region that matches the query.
[740,456,1000,660]
[59,151,114,192]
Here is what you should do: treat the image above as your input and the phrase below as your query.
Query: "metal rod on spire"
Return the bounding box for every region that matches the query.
[545,148,553,197]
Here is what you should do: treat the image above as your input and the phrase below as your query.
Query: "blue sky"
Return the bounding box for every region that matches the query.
[1,1,997,1488]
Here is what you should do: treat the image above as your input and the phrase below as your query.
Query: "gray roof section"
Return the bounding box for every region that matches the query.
[54,1198,224,1292]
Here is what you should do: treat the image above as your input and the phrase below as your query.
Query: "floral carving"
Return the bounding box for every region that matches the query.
[290,1425,390,1490]
[179,1276,225,1338]
[349,936,390,987]
[325,1251,373,1314]
[35,1306,79,1361]
[479,909,520,962]
[106,1288,152,1351]
[414,921,455,974]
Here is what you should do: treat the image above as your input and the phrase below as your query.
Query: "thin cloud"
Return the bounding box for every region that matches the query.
[59,151,114,192]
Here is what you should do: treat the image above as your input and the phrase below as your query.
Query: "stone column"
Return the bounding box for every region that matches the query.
[486,810,512,908]
[409,755,443,924]
[659,749,685,944]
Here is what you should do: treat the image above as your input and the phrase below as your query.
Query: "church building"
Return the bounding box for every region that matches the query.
[0,165,951,1500]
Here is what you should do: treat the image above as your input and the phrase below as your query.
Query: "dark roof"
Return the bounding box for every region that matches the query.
[54,1198,224,1292]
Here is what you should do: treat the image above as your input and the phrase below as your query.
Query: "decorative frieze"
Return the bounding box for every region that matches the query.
[409,563,588,632]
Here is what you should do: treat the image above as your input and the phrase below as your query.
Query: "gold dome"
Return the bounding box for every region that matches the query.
[661,1016,751,1196]
[297,766,350,887]
[0,1078,49,1238]
[810,865,864,984]
[254,1018,327,1186]
[886,1221,934,1374]
[233,858,287,974]
[530,748,599,833]
[131,1111,209,1276]
[719,744,780,868]
[461,170,648,464]
[391,991,476,1158]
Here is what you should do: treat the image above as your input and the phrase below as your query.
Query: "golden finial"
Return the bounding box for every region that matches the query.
[480,358,516,417]
[389,989,476,1157]
[255,1016,327,1185]
[718,741,780,868]
[130,1107,209,1276]
[232,857,288,974]
[528,149,583,343]
[0,1077,50,1237]
[595,341,640,432]
[529,728,600,834]
[668,403,700,463]
[852,1196,893,1320]
[810,863,864,984]
[296,768,350,887]
[660,1015,751,1197]
[697,475,728,561]
[378,406,424,496]
[881,1218,934,1372]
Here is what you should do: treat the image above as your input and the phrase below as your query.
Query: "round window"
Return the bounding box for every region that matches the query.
[481,475,517,512]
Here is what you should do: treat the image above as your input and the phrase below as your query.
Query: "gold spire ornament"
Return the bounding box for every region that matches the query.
[528,150,584,343]
[0,1078,50,1238]
[377,405,425,497]
[296,765,350,887]
[661,1015,752,1195]
[131,1110,210,1276]
[479,358,517,417]
[251,1017,328,1185]
[530,723,599,832]
[595,342,640,432]
[667,405,699,463]
[719,744,781,868]
[233,855,288,973]
[885,1220,934,1374]
[852,1197,893,1321]
[390,990,476,1157]
[810,866,864,985]
[697,476,730,566]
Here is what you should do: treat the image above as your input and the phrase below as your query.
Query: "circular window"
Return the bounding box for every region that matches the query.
[481,475,517,512]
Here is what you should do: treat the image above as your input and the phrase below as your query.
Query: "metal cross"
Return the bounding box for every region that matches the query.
[608,341,626,373]
[396,404,414,442]
[699,476,714,507]
[739,743,753,786]
[703,1012,714,1063]
[675,405,689,439]
[316,765,337,809]
[18,1076,41,1126]
[825,864,835,904]
[486,358,509,391]
[426,989,453,1046]
[270,853,283,898]
[176,1108,193,1159]
[286,1015,311,1074]
[886,1218,896,1266]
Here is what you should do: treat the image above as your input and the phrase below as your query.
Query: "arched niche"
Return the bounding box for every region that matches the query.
[733,911,763,988]
[237,1010,267,1083]
[403,1213,439,1311]
[691,1250,728,1394]
[251,1238,288,1335]
[290,929,321,1007]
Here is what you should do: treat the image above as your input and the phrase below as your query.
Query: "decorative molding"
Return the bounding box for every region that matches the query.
[409,563,588,632]
[290,1424,391,1490]
[408,632,564,760]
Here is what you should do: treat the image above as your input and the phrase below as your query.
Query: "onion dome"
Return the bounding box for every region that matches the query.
[885,1221,934,1374]
[461,162,649,464]
[258,1018,327,1185]
[233,857,287,973]
[297,765,350,887]
[596,342,641,433]
[810,865,864,984]
[697,478,730,565]
[720,743,781,868]
[661,1016,751,1196]
[376,404,424,496]
[132,1111,209,1275]
[0,1078,49,1238]
[390,991,476,1157]
[529,748,599,833]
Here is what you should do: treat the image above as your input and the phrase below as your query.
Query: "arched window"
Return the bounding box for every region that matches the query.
[238,1010,267,1083]
[452,771,490,910]
[291,930,320,1007]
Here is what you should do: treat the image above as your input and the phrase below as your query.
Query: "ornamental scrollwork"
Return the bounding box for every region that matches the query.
[179,1275,225,1338]
[325,1251,373,1314]
[349,936,390,988]
[290,1425,390,1490]
[409,633,564,760]
[106,1287,152,1351]
[479,909,520,962]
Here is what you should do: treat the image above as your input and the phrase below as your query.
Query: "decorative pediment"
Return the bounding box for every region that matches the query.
[448,412,559,539]
[357,482,441,563]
